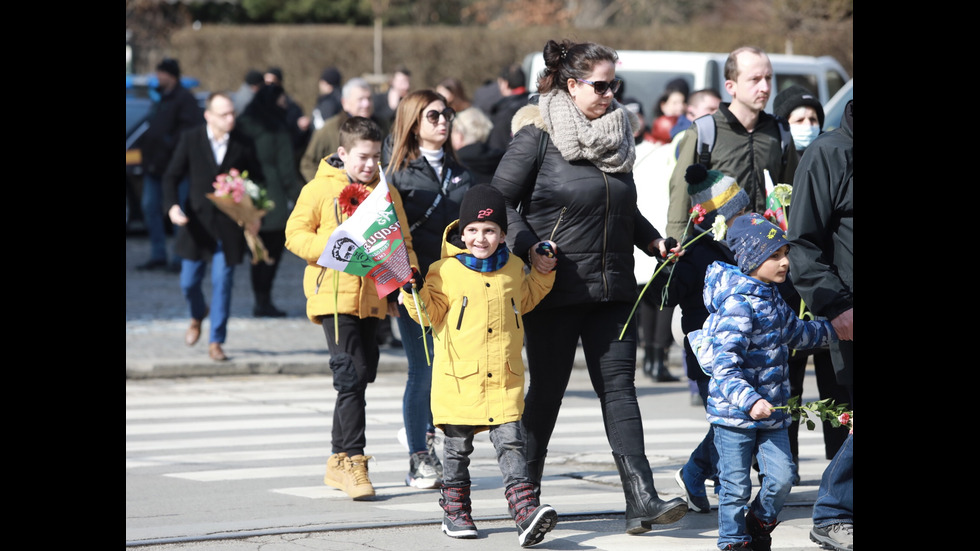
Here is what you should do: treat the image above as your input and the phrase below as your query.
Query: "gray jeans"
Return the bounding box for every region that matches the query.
[442,421,530,488]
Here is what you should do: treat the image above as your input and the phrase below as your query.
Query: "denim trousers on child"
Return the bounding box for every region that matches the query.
[396,303,437,454]
[812,432,853,527]
[321,314,380,456]
[441,421,530,488]
[713,425,795,548]
[180,243,233,344]
[683,376,720,489]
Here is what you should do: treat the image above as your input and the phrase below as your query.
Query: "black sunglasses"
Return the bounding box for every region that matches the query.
[425,107,456,124]
[576,77,623,96]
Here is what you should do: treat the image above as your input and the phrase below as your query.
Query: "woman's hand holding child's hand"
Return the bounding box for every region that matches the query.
[531,241,558,274]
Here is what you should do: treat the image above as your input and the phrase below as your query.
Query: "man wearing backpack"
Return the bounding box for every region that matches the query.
[665,46,799,241]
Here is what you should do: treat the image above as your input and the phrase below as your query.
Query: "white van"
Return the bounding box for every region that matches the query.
[521,50,849,119]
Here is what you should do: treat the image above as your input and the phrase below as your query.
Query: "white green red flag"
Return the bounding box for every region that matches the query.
[317,166,413,298]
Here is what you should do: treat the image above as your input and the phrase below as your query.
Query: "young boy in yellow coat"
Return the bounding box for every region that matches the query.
[285,116,418,500]
[400,184,559,547]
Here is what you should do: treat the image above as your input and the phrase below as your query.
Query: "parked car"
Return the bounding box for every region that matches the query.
[521,50,849,121]
[126,74,206,234]
[821,78,852,132]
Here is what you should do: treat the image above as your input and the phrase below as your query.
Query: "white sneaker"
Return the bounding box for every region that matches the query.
[405,451,442,489]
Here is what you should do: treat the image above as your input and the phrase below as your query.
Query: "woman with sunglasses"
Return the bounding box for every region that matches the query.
[490,39,687,536]
[383,89,476,491]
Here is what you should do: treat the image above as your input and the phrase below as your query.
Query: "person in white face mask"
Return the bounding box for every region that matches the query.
[773,84,824,152]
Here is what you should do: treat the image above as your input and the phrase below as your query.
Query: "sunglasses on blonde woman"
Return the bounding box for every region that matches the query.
[425,107,456,125]
[576,77,623,96]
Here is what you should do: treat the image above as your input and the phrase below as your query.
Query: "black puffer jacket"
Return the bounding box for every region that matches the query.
[382,137,475,277]
[491,104,662,310]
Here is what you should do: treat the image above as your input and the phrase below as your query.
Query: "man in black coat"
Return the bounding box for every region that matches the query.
[486,64,530,151]
[163,92,264,362]
[137,57,203,271]
[786,99,852,551]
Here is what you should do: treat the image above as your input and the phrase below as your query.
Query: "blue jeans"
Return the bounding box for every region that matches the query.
[713,425,795,549]
[812,432,853,527]
[442,421,529,488]
[683,375,720,494]
[141,174,188,263]
[396,303,436,454]
[180,242,234,344]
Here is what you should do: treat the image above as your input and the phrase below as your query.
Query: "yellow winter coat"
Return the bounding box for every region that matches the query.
[400,220,555,430]
[285,157,418,324]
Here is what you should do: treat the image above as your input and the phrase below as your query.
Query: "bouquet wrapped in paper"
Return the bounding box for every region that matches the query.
[206,169,276,265]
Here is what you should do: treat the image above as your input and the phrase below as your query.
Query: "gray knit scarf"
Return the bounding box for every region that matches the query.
[538,89,635,173]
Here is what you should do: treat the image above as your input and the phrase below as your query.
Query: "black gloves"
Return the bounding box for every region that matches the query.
[403,267,423,292]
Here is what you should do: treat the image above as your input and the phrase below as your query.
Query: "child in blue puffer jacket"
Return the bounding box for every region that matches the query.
[688,213,837,551]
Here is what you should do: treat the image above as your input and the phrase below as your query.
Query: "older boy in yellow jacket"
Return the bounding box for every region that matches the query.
[285,116,418,500]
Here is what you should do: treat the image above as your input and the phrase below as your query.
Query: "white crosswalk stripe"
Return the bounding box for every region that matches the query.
[126,370,833,524]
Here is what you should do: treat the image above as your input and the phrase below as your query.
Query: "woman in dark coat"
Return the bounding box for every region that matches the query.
[490,39,686,535]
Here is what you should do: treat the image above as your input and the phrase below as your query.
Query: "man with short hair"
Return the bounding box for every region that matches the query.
[137,57,203,271]
[670,88,722,140]
[665,46,799,241]
[486,64,529,151]
[163,93,263,362]
[666,47,800,522]
[301,78,390,182]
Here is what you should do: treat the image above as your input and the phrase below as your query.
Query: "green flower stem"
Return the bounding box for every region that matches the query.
[618,225,713,340]
[411,287,431,366]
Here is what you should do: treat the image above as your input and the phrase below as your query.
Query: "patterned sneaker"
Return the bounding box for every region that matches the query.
[405,451,442,489]
[323,452,347,491]
[426,430,444,477]
[441,511,478,539]
[809,523,853,550]
[516,504,558,547]
[342,454,375,500]
[674,467,711,513]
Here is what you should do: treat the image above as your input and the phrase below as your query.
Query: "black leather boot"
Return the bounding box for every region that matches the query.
[613,452,687,534]
[654,347,680,382]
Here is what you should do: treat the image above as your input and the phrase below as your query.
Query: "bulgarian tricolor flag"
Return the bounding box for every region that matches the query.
[317,164,413,298]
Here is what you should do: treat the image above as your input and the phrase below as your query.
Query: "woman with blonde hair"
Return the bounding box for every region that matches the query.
[383,89,476,491]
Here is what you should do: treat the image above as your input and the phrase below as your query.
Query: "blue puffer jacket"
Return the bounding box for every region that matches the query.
[688,261,836,429]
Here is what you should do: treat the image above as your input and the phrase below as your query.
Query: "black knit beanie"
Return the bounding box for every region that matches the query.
[458,185,508,234]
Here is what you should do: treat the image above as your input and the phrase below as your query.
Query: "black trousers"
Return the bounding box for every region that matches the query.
[522,302,648,462]
[250,229,286,304]
[321,314,380,456]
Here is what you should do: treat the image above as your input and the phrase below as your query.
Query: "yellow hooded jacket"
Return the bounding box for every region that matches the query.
[285,158,418,324]
[400,220,554,430]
